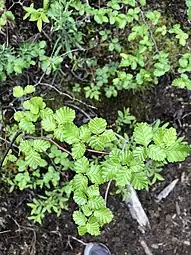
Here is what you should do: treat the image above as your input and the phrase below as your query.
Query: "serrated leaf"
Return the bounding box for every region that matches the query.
[94,208,113,224]
[24,85,35,95]
[72,174,88,191]
[73,157,89,174]
[87,185,100,198]
[54,107,75,125]
[62,123,79,144]
[101,162,119,181]
[109,149,122,164]
[54,126,65,142]
[86,164,104,184]
[41,115,57,131]
[86,221,100,236]
[25,151,47,169]
[87,196,105,210]
[153,128,165,145]
[73,211,87,225]
[73,191,87,205]
[88,118,107,135]
[40,108,54,119]
[163,128,177,146]
[166,142,189,162]
[134,123,153,146]
[81,205,92,217]
[72,143,86,159]
[148,144,166,161]
[131,171,148,190]
[115,166,131,186]
[120,150,133,165]
[101,129,116,144]
[79,125,91,142]
[24,112,38,122]
[33,140,51,152]
[14,111,25,122]
[78,225,87,236]
[19,119,35,133]
[133,146,147,161]
[19,140,33,154]
[88,135,105,150]
[13,86,24,98]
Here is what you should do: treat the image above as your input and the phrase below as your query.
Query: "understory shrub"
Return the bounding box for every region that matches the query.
[20,0,191,100]
[1,86,190,235]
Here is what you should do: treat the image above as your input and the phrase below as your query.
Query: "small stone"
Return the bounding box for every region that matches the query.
[183,241,190,246]
[151,244,159,249]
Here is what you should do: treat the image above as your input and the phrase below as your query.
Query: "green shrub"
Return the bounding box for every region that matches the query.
[22,0,191,99]
[1,86,190,236]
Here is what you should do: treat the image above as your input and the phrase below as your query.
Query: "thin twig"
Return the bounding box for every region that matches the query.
[11,217,36,255]
[69,235,88,246]
[38,82,97,110]
[65,64,89,82]
[139,239,153,255]
[0,230,11,234]
[105,181,112,205]
[24,135,72,156]
[24,135,109,156]
[87,148,109,155]
[0,137,19,149]
[62,102,92,120]
[38,82,73,99]
[35,49,82,86]
[137,3,159,53]
[0,130,23,168]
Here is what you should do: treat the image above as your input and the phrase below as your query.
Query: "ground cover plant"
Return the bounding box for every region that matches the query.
[18,0,191,100]
[1,86,189,236]
[0,0,191,254]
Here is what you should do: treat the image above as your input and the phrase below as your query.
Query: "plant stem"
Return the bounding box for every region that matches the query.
[104,180,112,205]
[24,135,72,156]
[38,82,97,110]
[136,1,159,53]
[87,148,109,155]
[0,130,23,169]
[24,135,109,156]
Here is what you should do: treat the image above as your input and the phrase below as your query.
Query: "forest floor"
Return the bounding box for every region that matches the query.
[0,0,191,254]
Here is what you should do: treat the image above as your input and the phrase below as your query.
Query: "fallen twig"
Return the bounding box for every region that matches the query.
[38,82,97,110]
[156,179,179,202]
[125,185,151,233]
[0,230,11,234]
[104,181,112,205]
[139,239,153,255]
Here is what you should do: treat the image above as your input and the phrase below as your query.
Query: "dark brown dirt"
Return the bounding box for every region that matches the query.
[0,0,191,255]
